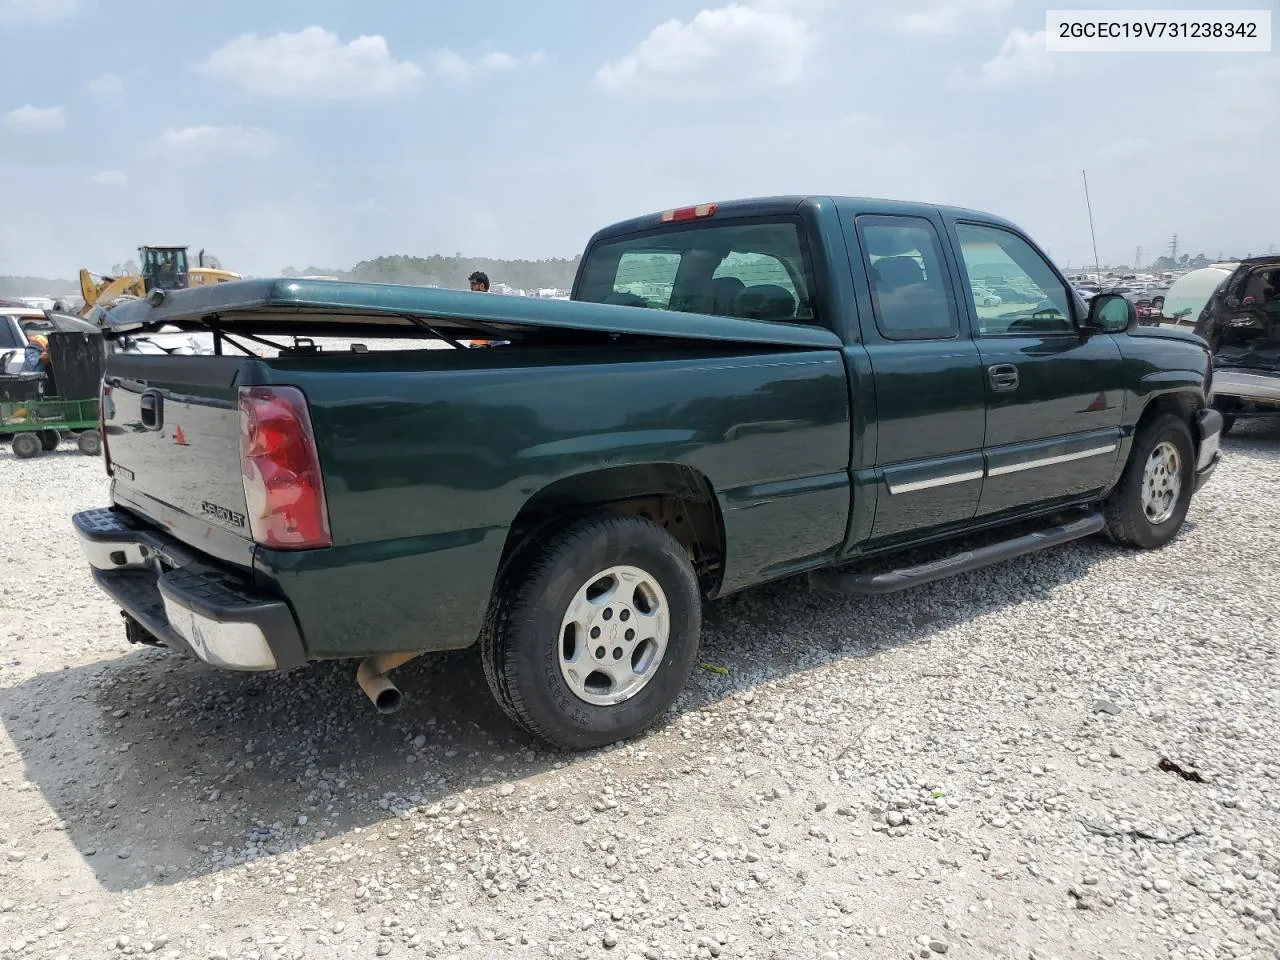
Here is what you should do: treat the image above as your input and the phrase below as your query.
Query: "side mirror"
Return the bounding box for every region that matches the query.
[1087,292,1137,334]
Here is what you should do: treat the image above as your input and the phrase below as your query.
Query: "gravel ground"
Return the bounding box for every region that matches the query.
[1,422,1278,960]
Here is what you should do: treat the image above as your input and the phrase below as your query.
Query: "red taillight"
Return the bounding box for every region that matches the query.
[237,385,331,550]
[660,203,717,223]
[100,381,113,476]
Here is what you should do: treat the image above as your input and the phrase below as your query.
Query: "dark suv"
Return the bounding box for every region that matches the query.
[1192,255,1280,434]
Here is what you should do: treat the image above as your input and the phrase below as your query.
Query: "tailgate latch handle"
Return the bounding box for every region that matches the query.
[139,390,164,431]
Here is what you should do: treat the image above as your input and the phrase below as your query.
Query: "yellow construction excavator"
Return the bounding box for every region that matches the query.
[79,245,241,315]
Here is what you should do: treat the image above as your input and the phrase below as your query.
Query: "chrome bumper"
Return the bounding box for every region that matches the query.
[1211,369,1280,404]
[73,508,306,672]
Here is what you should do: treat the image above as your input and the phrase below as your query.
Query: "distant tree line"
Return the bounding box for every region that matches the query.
[0,276,79,297]
[1150,254,1214,271]
[281,254,583,291]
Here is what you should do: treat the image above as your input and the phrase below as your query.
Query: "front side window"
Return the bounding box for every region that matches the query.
[955,223,1074,336]
[856,215,958,340]
[577,220,816,324]
[0,320,21,349]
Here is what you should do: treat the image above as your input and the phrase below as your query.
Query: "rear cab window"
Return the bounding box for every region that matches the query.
[576,219,818,325]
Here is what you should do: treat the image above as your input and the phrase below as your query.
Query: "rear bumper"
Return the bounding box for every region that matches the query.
[1212,368,1280,404]
[1193,408,1223,493]
[73,507,307,671]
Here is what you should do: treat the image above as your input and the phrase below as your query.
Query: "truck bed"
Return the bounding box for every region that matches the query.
[99,336,852,663]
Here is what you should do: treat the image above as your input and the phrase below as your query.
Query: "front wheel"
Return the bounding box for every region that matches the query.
[1102,413,1195,549]
[481,513,702,751]
[39,429,60,451]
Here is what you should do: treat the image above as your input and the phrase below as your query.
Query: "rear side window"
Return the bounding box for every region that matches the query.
[577,220,816,324]
[855,215,958,340]
[0,320,21,349]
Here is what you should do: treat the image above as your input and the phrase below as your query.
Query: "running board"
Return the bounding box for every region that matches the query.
[809,510,1106,596]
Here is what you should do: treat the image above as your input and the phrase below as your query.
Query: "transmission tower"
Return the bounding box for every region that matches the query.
[1167,234,1179,262]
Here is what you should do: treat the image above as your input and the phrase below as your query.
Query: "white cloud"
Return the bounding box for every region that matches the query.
[431,48,546,82]
[87,73,123,97]
[597,2,812,100]
[0,0,75,22]
[2,104,66,132]
[91,170,127,186]
[196,26,423,99]
[977,28,1052,84]
[348,198,388,216]
[892,0,1012,34]
[157,124,279,155]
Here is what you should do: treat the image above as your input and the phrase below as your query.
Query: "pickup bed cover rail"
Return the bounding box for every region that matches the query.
[100,278,844,350]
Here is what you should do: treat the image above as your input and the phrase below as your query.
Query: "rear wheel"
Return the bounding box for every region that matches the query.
[77,430,102,456]
[39,429,60,451]
[11,432,41,458]
[481,513,702,751]
[1102,413,1195,549]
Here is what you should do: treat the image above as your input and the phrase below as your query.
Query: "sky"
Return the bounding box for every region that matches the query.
[0,0,1277,280]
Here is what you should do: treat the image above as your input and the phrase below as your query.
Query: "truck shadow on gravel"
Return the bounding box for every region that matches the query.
[0,520,1195,892]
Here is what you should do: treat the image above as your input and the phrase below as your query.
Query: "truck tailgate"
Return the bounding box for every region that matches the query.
[104,354,255,567]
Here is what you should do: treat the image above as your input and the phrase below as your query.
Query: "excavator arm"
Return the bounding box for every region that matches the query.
[78,269,145,316]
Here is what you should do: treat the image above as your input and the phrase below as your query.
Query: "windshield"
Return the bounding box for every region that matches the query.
[577,219,817,324]
[1163,267,1232,324]
[141,247,189,287]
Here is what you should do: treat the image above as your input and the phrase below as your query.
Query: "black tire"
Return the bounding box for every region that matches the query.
[1220,414,1235,438]
[11,432,41,458]
[481,513,702,751]
[77,430,102,456]
[1102,413,1195,549]
[39,429,60,451]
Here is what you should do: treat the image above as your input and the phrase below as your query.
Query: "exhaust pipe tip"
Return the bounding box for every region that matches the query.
[372,685,403,714]
[356,652,419,715]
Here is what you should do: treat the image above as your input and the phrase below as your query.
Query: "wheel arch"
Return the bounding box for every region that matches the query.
[497,463,726,598]
[1133,389,1201,456]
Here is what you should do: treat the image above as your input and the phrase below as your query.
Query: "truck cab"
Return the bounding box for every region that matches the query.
[572,196,1218,553]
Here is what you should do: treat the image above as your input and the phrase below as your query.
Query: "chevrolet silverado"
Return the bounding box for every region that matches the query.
[73,195,1222,749]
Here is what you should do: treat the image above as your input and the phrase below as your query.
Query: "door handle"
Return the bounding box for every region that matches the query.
[988,363,1019,392]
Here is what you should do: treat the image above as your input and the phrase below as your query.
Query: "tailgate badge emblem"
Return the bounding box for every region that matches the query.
[173,425,188,445]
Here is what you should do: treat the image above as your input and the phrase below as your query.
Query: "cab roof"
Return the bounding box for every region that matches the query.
[586,194,1024,244]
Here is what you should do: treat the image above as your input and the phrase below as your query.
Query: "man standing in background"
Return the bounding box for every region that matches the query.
[465,271,501,348]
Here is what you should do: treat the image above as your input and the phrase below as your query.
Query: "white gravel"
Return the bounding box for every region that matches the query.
[1,421,1278,960]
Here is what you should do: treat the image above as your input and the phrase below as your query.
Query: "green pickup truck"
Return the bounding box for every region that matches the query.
[74,195,1223,750]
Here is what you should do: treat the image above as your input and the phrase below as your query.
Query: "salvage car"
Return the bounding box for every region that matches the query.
[72,195,1222,750]
[1190,255,1280,434]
